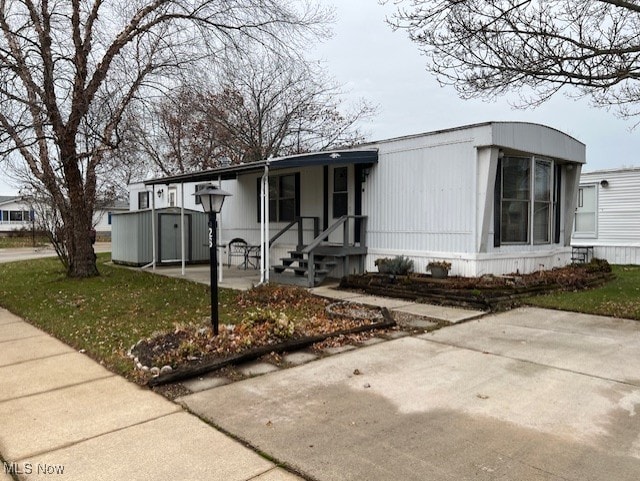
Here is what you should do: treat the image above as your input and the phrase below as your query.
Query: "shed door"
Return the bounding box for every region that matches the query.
[159,214,191,262]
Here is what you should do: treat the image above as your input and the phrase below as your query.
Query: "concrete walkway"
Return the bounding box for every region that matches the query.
[310,285,485,324]
[147,263,486,325]
[0,308,303,481]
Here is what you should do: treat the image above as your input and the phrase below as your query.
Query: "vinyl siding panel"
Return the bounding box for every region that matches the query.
[573,168,640,264]
[363,137,477,255]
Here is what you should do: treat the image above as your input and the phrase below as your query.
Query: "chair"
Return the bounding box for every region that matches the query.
[227,238,248,267]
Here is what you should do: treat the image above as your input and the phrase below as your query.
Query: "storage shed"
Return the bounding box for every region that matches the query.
[111,207,209,266]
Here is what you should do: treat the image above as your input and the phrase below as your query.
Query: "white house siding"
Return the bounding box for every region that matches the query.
[363,134,477,257]
[0,198,34,232]
[573,168,640,264]
[360,122,585,277]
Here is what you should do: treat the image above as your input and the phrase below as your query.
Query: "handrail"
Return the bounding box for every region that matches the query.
[269,219,298,246]
[268,216,320,247]
[301,215,367,254]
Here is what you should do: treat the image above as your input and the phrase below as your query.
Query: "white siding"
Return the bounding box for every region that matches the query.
[363,136,477,254]
[573,168,640,264]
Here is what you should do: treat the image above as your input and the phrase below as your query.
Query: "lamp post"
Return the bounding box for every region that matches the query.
[193,185,232,335]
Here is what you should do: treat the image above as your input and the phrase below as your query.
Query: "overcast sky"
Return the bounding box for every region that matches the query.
[312,1,640,172]
[2,1,639,195]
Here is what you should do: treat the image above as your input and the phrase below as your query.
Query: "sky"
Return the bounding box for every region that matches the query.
[2,1,639,195]
[311,1,640,172]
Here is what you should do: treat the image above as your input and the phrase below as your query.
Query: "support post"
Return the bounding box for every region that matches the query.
[209,212,219,335]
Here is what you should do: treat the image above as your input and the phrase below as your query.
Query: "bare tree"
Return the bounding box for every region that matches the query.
[388,0,640,118]
[130,50,376,174]
[0,0,327,277]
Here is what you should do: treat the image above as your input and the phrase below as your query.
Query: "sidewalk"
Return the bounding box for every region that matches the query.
[0,308,303,481]
[310,284,486,325]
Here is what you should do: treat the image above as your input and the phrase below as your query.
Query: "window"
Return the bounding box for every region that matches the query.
[501,157,530,243]
[574,185,596,236]
[333,167,348,217]
[168,187,177,207]
[138,191,150,210]
[498,156,556,245]
[533,160,552,244]
[9,210,25,222]
[256,173,300,222]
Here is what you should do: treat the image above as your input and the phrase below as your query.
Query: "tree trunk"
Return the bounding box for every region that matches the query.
[64,212,99,278]
[61,146,99,278]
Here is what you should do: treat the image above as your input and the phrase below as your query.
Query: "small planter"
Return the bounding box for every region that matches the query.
[429,265,449,279]
[427,261,451,279]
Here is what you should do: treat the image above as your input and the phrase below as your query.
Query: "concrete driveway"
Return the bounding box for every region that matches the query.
[179,307,640,480]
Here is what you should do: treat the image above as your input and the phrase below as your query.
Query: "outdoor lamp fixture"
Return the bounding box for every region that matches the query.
[193,184,232,335]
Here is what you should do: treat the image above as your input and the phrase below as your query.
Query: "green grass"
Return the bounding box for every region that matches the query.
[525,265,640,320]
[0,254,237,377]
[0,235,49,248]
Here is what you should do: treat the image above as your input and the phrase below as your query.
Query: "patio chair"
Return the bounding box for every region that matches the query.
[227,238,248,268]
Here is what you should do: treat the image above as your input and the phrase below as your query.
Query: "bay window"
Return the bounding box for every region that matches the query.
[497,156,557,245]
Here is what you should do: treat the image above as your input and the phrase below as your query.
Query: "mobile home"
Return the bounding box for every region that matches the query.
[129,122,585,285]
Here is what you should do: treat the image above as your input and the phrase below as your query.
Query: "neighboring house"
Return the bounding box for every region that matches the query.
[93,200,129,239]
[123,122,585,286]
[573,167,640,264]
[0,196,35,233]
[0,195,128,238]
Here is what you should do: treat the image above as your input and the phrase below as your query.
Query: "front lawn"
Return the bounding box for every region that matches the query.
[0,254,233,377]
[524,265,640,320]
[0,255,385,385]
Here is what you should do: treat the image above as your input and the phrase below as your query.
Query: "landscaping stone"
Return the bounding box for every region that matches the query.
[404,318,438,330]
[182,375,231,393]
[282,351,318,366]
[237,361,280,377]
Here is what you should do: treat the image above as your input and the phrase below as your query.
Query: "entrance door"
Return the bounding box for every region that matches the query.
[328,166,351,244]
[159,213,191,262]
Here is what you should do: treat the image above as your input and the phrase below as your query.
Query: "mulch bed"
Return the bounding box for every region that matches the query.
[129,285,395,386]
[340,259,615,311]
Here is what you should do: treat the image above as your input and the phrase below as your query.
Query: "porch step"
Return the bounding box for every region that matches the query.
[278,257,337,269]
[272,249,338,286]
[572,246,593,264]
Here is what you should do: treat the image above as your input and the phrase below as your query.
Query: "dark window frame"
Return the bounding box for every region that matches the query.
[256,173,300,223]
[496,156,558,246]
[138,191,150,210]
[332,166,348,218]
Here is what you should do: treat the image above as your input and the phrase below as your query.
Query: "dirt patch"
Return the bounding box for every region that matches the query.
[340,259,614,310]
